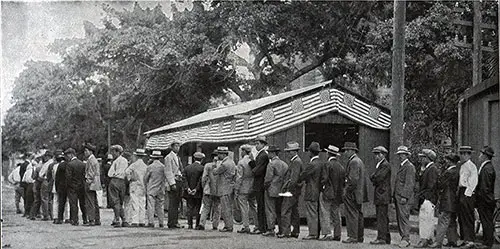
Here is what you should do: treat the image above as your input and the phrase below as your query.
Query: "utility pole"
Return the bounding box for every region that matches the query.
[390,0,406,191]
[473,0,482,86]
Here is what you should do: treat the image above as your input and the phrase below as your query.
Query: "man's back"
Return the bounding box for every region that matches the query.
[145,161,166,196]
[67,159,86,190]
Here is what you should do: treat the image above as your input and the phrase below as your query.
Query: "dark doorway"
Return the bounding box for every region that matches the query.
[304,122,359,163]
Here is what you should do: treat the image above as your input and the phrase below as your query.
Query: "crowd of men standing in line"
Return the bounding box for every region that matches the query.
[7,135,497,249]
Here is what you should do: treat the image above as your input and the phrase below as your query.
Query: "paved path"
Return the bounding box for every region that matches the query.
[1,183,421,249]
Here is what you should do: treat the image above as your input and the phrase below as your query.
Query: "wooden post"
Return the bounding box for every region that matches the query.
[390,0,406,192]
[472,0,482,86]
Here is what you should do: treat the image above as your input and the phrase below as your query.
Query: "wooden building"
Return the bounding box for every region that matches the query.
[458,76,499,199]
[145,80,391,217]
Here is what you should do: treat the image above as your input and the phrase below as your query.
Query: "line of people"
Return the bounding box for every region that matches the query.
[7,137,497,249]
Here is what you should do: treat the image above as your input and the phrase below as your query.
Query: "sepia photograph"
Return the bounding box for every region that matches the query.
[1,0,499,248]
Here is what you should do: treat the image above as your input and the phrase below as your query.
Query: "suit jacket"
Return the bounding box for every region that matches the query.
[437,165,459,212]
[418,162,439,205]
[264,156,288,197]
[46,162,57,192]
[144,160,167,196]
[299,157,322,202]
[282,155,304,196]
[66,158,86,191]
[55,160,68,193]
[251,150,269,192]
[476,161,496,206]
[235,156,254,194]
[202,162,218,195]
[164,151,183,191]
[345,154,365,204]
[370,159,391,205]
[394,159,416,203]
[85,154,102,191]
[321,157,345,204]
[183,161,204,199]
[213,156,237,197]
[125,159,148,194]
[19,160,30,184]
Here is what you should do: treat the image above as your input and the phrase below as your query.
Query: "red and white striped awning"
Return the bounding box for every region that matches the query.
[145,82,390,150]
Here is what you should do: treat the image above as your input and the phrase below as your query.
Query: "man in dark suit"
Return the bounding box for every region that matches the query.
[429,153,460,248]
[54,152,69,224]
[394,146,416,248]
[19,153,33,217]
[475,146,496,249]
[415,149,439,248]
[299,142,323,240]
[319,145,345,241]
[342,142,365,244]
[182,152,205,229]
[369,146,391,245]
[279,141,303,238]
[250,135,269,234]
[65,148,87,225]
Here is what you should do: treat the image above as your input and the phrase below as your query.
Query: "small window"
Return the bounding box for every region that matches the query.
[304,122,359,151]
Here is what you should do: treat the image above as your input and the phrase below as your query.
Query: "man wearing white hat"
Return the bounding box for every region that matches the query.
[457,146,478,248]
[369,146,391,245]
[279,141,303,238]
[319,145,345,241]
[183,151,205,229]
[144,150,167,228]
[108,144,129,227]
[125,148,148,227]
[212,146,237,232]
[394,146,416,248]
[165,141,183,229]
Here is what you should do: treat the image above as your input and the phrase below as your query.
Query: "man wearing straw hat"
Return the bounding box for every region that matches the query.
[319,145,345,241]
[212,146,237,232]
[125,148,148,227]
[250,135,270,235]
[83,143,102,226]
[279,141,304,238]
[341,142,366,244]
[369,146,391,245]
[144,150,167,228]
[457,146,478,248]
[475,146,496,249]
[393,146,416,248]
[235,145,257,234]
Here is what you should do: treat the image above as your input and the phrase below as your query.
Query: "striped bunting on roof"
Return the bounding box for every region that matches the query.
[145,88,391,150]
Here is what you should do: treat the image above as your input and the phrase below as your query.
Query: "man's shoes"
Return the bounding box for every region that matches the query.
[460,241,475,249]
[71,221,79,226]
[370,239,387,245]
[94,221,101,226]
[83,221,96,226]
[250,229,263,235]
[168,224,182,229]
[302,235,318,240]
[111,221,120,226]
[358,238,364,243]
[428,242,442,248]
[146,223,154,228]
[342,238,358,244]
[83,220,89,225]
[414,239,431,248]
[443,242,458,248]
[399,240,411,248]
[277,234,290,238]
[64,219,72,224]
[138,223,145,227]
[130,223,139,227]
[159,224,164,228]
[290,234,299,238]
[318,235,335,241]
[41,217,50,221]
[195,225,204,230]
[30,217,36,220]
[54,220,63,224]
[262,231,275,237]
[212,227,218,230]
[122,222,130,227]
[219,227,233,233]
[237,227,251,234]
[333,236,341,241]
[16,210,22,214]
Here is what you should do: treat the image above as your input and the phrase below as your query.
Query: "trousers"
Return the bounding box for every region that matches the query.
[375,204,391,243]
[200,194,221,228]
[435,211,458,244]
[264,192,283,233]
[68,187,86,223]
[477,203,495,247]
[395,198,411,241]
[219,194,234,229]
[186,198,202,227]
[255,190,267,231]
[15,185,24,212]
[31,181,42,218]
[23,183,34,216]
[237,193,257,229]
[344,194,364,240]
[281,194,300,236]
[167,183,182,227]
[40,180,53,219]
[128,188,146,224]
[84,187,100,222]
[57,191,68,221]
[319,196,341,238]
[305,200,320,236]
[109,178,126,222]
[457,188,475,242]
[147,193,164,225]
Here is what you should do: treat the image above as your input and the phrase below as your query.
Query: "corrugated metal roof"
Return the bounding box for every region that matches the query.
[144,80,334,135]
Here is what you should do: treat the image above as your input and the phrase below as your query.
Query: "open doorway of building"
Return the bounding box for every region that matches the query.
[304,122,359,163]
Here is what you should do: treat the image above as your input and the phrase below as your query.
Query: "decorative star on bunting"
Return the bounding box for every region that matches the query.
[261,109,275,123]
[291,99,304,113]
[368,106,380,120]
[343,93,355,107]
[319,89,331,103]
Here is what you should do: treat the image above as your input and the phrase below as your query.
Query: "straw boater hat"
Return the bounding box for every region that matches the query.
[418,149,437,161]
[193,152,206,159]
[308,142,321,152]
[284,142,300,151]
[324,145,340,155]
[54,149,64,159]
[44,150,54,157]
[254,135,267,144]
[111,145,124,153]
[480,146,495,157]
[216,146,230,154]
[342,142,358,152]
[83,142,97,153]
[372,146,388,154]
[458,146,473,154]
[395,146,411,155]
[150,150,163,158]
[267,145,280,152]
[133,148,147,156]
